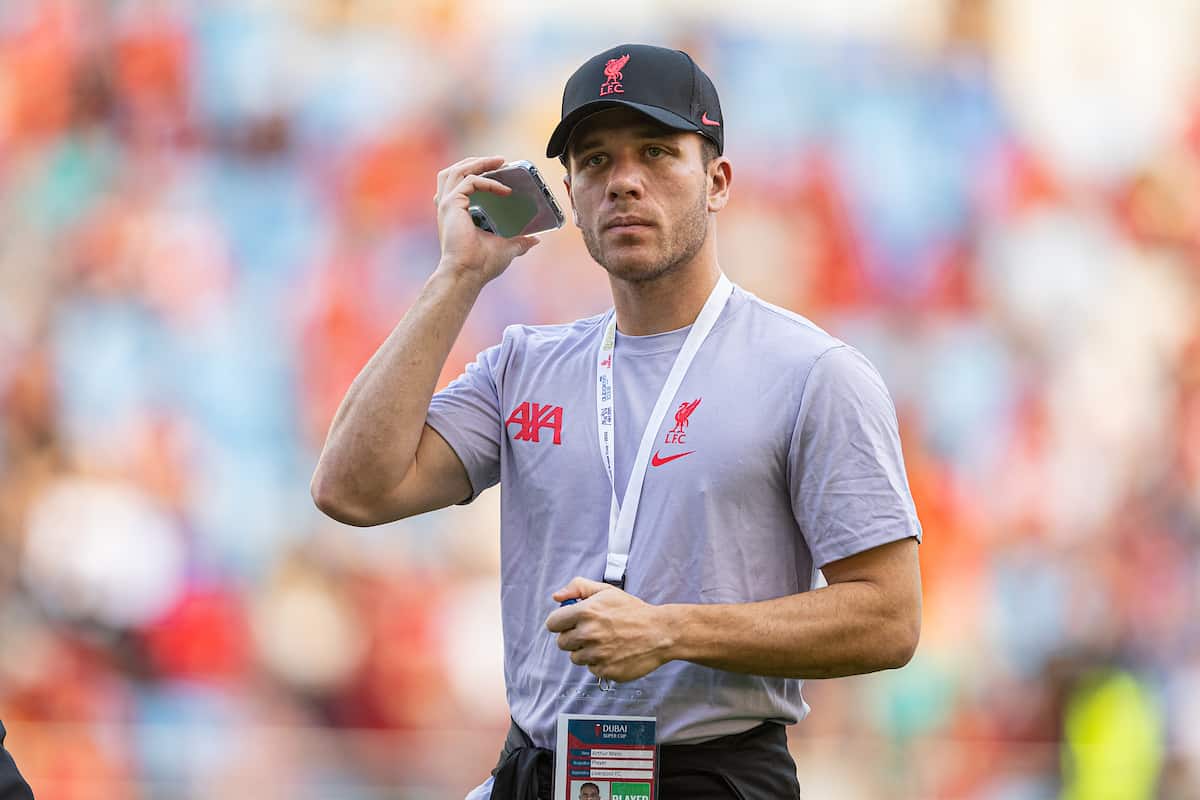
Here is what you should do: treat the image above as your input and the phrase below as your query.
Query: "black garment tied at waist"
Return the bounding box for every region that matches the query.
[490,718,801,800]
[0,722,34,800]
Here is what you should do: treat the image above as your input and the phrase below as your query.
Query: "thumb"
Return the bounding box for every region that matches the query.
[508,234,540,258]
[552,576,613,603]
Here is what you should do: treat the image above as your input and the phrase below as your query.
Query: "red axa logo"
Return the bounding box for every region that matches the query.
[505,401,564,445]
[664,398,700,444]
[600,53,630,96]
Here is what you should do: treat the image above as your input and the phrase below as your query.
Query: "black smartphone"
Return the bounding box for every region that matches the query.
[468,160,565,238]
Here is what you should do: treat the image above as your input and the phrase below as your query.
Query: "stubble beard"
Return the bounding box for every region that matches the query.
[581,187,710,285]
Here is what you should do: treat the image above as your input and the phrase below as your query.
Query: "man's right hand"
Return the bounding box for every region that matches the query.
[315,156,537,526]
[434,156,540,283]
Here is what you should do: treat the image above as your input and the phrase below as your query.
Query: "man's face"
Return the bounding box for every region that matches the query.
[579,784,601,800]
[564,107,715,284]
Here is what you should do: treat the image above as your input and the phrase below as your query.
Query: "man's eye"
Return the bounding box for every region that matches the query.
[646,146,665,157]
[585,154,605,167]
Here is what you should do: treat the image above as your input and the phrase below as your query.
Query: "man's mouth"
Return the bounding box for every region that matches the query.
[604,216,654,233]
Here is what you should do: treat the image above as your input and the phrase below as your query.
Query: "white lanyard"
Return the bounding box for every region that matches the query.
[595,273,733,587]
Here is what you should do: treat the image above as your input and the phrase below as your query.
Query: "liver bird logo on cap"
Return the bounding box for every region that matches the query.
[600,53,629,96]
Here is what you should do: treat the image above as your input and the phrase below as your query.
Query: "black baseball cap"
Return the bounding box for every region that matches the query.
[545,43,724,160]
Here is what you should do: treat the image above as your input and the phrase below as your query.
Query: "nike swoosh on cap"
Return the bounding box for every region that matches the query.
[651,450,695,467]
[701,112,720,127]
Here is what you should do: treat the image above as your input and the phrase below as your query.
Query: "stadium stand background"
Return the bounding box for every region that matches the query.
[1,1,1198,797]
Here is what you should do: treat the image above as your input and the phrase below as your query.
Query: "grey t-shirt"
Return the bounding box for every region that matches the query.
[426,285,921,746]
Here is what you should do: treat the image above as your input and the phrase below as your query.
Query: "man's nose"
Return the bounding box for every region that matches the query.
[606,156,644,200]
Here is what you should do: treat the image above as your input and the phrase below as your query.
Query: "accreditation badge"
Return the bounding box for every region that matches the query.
[554,713,657,800]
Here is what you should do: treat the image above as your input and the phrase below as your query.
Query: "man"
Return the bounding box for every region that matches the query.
[312,43,922,799]
[578,783,601,800]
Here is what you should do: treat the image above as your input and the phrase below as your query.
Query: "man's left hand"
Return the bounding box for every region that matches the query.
[545,577,674,683]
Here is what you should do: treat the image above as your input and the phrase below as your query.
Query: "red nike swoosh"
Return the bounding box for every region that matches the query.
[701,112,720,127]
[651,450,695,467]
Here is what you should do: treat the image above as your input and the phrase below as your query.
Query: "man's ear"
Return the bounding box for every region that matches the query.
[563,174,580,227]
[707,156,733,213]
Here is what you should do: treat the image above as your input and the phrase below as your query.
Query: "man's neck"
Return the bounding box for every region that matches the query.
[609,256,722,337]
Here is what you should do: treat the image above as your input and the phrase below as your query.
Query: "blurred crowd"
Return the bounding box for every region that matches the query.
[1,1,1199,798]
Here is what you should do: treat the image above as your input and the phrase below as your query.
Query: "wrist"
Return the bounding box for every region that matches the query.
[429,260,489,294]
[656,603,692,664]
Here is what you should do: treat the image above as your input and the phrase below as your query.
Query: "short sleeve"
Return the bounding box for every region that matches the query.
[788,345,922,567]
[425,342,505,503]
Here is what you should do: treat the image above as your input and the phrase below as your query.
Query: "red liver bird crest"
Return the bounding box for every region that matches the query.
[600,54,630,96]
[670,398,701,434]
[604,54,630,82]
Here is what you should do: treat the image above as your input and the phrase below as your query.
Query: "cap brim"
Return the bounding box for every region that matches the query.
[545,100,700,159]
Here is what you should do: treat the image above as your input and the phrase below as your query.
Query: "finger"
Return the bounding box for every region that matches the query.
[545,603,581,633]
[441,175,513,210]
[438,155,504,186]
[556,631,583,652]
[506,235,540,256]
[505,235,540,258]
[570,649,595,666]
[551,577,613,603]
[437,155,506,196]
[446,154,506,177]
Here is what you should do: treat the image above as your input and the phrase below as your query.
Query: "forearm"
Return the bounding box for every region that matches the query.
[661,580,920,679]
[312,264,484,506]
